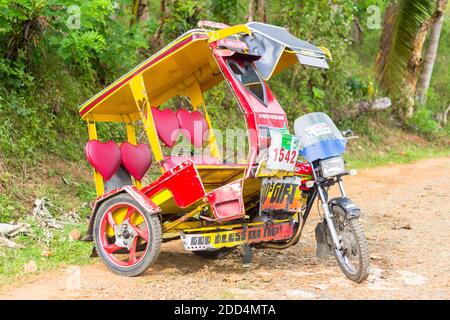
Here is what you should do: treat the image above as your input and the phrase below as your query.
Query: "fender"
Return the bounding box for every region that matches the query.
[329,197,360,220]
[84,185,161,241]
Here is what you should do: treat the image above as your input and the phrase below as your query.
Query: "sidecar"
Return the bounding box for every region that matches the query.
[79,21,332,276]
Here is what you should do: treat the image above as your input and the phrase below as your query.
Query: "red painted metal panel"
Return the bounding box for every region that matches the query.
[142,160,205,208]
[206,181,244,222]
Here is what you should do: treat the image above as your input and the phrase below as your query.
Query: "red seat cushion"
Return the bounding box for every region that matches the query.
[151,107,180,147]
[85,140,121,181]
[120,142,152,181]
[176,109,209,148]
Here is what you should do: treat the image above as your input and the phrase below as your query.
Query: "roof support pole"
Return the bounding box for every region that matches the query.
[186,82,220,159]
[124,117,142,189]
[87,120,105,196]
[128,75,165,172]
[208,25,251,43]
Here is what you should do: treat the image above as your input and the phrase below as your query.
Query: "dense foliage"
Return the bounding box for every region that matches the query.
[0,0,448,166]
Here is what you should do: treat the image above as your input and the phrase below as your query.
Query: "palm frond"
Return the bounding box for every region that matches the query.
[375,0,438,94]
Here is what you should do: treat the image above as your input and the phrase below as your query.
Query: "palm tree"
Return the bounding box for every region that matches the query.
[247,0,267,22]
[416,14,445,104]
[375,0,447,120]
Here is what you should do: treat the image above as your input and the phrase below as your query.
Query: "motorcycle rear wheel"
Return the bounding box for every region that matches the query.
[331,206,370,283]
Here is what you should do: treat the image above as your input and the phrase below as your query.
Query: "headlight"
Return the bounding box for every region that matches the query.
[320,156,345,178]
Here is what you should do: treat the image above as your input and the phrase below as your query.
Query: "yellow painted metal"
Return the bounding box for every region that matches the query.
[165,221,205,231]
[183,219,290,233]
[196,164,247,170]
[162,205,205,232]
[201,107,220,158]
[150,189,173,207]
[106,207,145,237]
[125,121,137,144]
[83,113,141,123]
[196,165,246,188]
[186,82,220,158]
[318,46,333,61]
[189,220,292,249]
[78,31,223,121]
[207,24,251,43]
[128,75,164,169]
[87,121,104,196]
[125,120,142,189]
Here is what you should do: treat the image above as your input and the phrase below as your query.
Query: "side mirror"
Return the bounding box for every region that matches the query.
[342,129,353,138]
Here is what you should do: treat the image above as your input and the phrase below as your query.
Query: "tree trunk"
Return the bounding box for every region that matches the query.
[130,0,145,25]
[376,1,448,120]
[404,0,447,118]
[375,4,398,92]
[151,0,168,50]
[416,15,444,105]
[247,0,256,22]
[256,0,267,23]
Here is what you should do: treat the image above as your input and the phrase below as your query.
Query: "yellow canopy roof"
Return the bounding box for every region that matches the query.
[79,30,224,121]
[78,23,330,121]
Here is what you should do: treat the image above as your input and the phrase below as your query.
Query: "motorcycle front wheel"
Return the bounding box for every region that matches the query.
[331,206,370,283]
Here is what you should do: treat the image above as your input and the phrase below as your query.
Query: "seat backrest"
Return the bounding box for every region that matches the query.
[104,165,132,193]
[151,107,180,147]
[85,140,121,181]
[120,142,152,181]
[177,109,209,148]
[85,140,152,194]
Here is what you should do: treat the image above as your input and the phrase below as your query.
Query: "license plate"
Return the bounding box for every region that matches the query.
[260,177,303,212]
[181,222,293,251]
[266,130,300,171]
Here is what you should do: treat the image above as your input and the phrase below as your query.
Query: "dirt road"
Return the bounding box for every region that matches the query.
[1,157,449,300]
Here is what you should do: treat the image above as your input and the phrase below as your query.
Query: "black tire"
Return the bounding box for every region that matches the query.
[331,206,370,283]
[193,247,234,259]
[93,193,162,277]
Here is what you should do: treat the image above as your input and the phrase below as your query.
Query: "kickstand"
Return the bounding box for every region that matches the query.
[90,246,98,258]
[241,243,253,268]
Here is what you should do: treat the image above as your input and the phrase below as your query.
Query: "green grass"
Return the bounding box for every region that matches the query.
[340,112,449,169]
[346,142,449,169]
[0,222,93,286]
[0,156,95,286]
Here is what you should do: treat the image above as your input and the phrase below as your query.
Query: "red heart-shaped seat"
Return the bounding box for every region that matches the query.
[177,109,209,148]
[151,107,180,147]
[120,142,152,181]
[85,140,121,181]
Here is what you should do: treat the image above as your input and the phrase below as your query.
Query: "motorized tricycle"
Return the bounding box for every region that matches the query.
[79,21,369,282]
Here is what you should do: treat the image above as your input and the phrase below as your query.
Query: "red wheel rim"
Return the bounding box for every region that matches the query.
[99,203,150,268]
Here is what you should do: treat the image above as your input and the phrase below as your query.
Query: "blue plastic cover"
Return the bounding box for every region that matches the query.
[299,138,346,162]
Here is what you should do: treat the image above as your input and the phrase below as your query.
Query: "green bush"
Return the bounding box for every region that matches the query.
[407,106,439,136]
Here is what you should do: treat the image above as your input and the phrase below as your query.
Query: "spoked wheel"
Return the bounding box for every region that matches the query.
[331,206,370,283]
[93,194,162,277]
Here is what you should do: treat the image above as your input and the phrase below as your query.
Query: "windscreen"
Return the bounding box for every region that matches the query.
[294,112,346,162]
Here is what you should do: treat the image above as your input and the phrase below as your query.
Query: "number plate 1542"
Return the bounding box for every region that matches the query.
[267,131,300,171]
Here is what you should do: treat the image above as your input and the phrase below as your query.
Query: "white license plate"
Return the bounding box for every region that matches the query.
[266,130,300,171]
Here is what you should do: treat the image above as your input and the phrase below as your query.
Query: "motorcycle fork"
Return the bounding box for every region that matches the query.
[317,185,342,251]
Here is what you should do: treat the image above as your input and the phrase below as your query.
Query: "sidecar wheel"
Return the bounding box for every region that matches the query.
[93,194,162,277]
[331,206,370,283]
